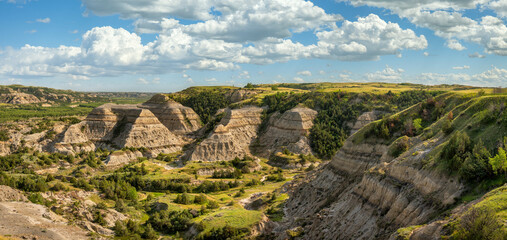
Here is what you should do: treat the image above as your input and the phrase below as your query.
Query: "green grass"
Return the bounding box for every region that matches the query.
[194,208,263,236]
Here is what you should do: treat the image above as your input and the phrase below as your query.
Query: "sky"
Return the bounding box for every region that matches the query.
[0,0,506,92]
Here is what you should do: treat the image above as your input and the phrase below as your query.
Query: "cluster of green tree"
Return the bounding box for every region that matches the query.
[193,180,240,193]
[0,129,9,141]
[174,193,209,205]
[229,156,257,173]
[0,153,25,171]
[114,219,159,239]
[196,225,249,240]
[168,87,231,124]
[147,209,195,235]
[0,172,49,192]
[212,169,242,179]
[93,176,139,201]
[439,132,507,182]
[0,104,98,122]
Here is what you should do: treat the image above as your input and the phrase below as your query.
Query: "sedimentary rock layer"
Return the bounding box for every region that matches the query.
[256,107,317,157]
[189,106,263,161]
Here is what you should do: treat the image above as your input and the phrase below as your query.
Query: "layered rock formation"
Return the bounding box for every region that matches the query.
[347,111,381,135]
[55,103,191,155]
[0,92,41,104]
[255,107,317,157]
[227,89,257,102]
[104,150,143,169]
[279,133,464,240]
[189,106,263,161]
[141,94,202,136]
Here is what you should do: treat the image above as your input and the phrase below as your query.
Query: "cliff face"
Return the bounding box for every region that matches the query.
[141,95,202,136]
[189,106,263,161]
[54,103,188,155]
[255,107,317,157]
[347,111,380,135]
[0,92,42,104]
[280,134,464,240]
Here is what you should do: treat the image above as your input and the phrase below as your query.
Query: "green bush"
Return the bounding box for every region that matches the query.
[453,207,507,240]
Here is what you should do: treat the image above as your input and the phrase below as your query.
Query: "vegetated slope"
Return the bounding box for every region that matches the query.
[277,93,507,240]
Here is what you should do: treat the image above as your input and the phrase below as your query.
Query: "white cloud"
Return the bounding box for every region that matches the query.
[417,66,507,86]
[82,26,147,66]
[453,65,471,70]
[469,52,486,58]
[71,30,79,34]
[297,70,312,76]
[25,29,37,34]
[205,77,217,82]
[314,14,427,61]
[319,70,326,75]
[423,52,429,56]
[366,65,404,82]
[137,78,148,84]
[293,77,304,82]
[152,77,160,84]
[447,39,466,51]
[0,12,427,79]
[238,71,250,79]
[36,18,50,23]
[337,1,507,56]
[489,0,507,18]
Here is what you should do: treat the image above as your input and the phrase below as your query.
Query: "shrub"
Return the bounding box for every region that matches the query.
[453,208,506,240]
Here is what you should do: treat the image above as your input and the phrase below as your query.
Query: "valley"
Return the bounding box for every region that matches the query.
[0,83,506,240]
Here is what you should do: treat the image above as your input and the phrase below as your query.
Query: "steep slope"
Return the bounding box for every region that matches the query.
[54,103,184,155]
[189,106,263,161]
[278,94,506,239]
[254,107,317,157]
[141,94,202,136]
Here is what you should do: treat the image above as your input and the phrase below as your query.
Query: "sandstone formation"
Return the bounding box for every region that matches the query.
[255,107,317,157]
[54,103,193,155]
[104,150,143,169]
[0,185,28,202]
[227,89,257,102]
[347,110,381,135]
[189,106,263,161]
[279,133,464,240]
[141,94,202,136]
[0,92,41,104]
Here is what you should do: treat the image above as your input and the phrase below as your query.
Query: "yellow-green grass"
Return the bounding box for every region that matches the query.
[474,184,507,220]
[193,207,264,236]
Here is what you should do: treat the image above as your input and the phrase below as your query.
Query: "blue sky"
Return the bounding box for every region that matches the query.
[0,0,506,92]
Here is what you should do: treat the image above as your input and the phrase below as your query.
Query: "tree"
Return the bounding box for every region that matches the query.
[489,147,507,176]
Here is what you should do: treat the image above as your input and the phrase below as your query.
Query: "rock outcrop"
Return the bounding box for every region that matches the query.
[347,111,381,135]
[141,94,202,136]
[279,133,464,240]
[227,89,257,102]
[104,150,143,169]
[0,92,41,104]
[54,103,188,155]
[0,185,28,202]
[255,107,317,157]
[0,186,89,240]
[189,106,263,161]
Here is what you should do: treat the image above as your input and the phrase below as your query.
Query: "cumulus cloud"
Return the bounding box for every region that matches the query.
[338,0,507,55]
[293,77,304,82]
[417,66,507,86]
[366,65,404,82]
[137,78,148,84]
[0,6,427,79]
[297,70,312,76]
[315,14,427,61]
[447,39,466,51]
[453,65,471,70]
[489,0,507,18]
[469,52,486,58]
[36,18,50,23]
